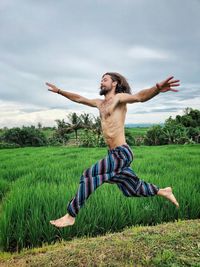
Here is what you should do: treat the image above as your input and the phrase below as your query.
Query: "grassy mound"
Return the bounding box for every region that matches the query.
[0,219,199,267]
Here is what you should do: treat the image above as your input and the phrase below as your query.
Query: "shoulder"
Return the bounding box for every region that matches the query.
[79,97,102,108]
[112,94,127,109]
[94,98,103,108]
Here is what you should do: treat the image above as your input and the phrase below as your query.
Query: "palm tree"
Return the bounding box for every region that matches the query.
[92,116,102,141]
[37,122,42,130]
[67,112,82,141]
[80,113,93,129]
[54,119,72,144]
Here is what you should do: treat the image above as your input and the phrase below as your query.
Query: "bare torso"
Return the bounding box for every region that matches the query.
[97,95,127,149]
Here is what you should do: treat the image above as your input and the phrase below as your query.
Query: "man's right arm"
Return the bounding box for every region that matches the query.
[46,82,100,108]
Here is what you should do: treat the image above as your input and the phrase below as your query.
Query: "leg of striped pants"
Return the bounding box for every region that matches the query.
[110,166,159,197]
[67,150,127,217]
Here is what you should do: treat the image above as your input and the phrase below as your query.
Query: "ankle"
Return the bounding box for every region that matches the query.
[67,214,75,221]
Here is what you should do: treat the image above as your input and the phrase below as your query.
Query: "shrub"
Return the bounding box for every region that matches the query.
[1,126,47,147]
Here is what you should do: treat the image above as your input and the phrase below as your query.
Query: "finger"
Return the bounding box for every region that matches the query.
[170,89,179,92]
[164,76,174,83]
[170,83,180,87]
[169,79,180,84]
[46,82,54,87]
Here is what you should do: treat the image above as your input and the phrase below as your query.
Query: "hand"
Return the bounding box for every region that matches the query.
[156,76,180,93]
[46,82,59,93]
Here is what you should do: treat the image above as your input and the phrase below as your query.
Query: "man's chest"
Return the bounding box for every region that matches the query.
[99,100,114,119]
[98,100,126,119]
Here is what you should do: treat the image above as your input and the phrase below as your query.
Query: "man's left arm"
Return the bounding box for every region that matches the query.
[119,76,180,104]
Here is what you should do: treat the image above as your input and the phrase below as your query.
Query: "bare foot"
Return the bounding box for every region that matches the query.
[50,214,75,228]
[157,187,179,208]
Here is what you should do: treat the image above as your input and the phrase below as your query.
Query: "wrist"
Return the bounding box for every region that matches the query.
[156,83,161,92]
[57,89,61,94]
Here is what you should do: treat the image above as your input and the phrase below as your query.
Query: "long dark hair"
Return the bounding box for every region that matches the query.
[102,72,132,94]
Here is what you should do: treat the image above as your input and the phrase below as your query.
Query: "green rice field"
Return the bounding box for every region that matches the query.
[0,144,199,252]
[126,127,149,137]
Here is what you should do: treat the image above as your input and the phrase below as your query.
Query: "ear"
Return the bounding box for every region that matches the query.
[112,81,117,87]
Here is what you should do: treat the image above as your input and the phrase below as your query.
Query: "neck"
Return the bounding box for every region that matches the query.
[104,88,115,100]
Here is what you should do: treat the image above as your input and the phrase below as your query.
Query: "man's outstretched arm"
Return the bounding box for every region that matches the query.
[46,82,100,108]
[119,76,180,104]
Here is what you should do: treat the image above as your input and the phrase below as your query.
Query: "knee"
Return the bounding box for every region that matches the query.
[83,168,90,177]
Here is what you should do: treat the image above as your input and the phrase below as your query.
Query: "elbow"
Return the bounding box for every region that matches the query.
[132,93,143,103]
[138,94,147,102]
[140,97,146,102]
[75,96,83,103]
[136,95,143,103]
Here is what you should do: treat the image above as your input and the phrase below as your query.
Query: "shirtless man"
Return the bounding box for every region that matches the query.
[46,72,180,228]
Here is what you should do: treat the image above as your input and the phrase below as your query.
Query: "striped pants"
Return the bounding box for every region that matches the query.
[67,144,159,217]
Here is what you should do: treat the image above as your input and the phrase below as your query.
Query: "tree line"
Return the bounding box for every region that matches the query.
[0,108,199,148]
[0,113,104,148]
[144,108,200,145]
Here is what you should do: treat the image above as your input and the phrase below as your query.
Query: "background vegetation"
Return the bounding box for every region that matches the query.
[0,108,199,148]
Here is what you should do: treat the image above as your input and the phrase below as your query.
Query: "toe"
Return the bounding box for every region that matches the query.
[55,223,64,228]
[56,224,63,228]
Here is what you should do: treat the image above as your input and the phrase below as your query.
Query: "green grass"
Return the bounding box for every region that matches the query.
[0,145,199,252]
[126,127,149,137]
[0,219,199,267]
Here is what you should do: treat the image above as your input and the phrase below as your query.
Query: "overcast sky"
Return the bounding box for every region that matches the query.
[0,0,200,128]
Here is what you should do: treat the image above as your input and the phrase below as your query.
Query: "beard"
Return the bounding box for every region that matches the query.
[99,87,111,96]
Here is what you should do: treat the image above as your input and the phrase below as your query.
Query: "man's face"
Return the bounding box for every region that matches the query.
[99,75,116,96]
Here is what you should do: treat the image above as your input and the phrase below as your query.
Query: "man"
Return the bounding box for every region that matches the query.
[46,72,180,228]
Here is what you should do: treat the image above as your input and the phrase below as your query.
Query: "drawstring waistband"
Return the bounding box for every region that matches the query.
[108,143,130,153]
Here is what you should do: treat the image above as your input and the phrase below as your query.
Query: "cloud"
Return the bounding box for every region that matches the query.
[0,99,99,128]
[133,107,181,114]
[0,0,200,128]
[128,46,170,60]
